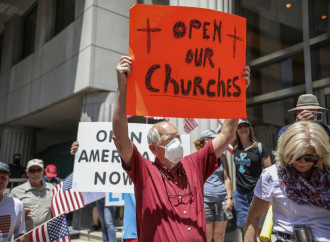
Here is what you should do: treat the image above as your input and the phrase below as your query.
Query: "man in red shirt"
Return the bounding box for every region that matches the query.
[112,56,250,242]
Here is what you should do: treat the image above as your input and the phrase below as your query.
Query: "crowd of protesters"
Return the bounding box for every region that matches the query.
[1,55,329,242]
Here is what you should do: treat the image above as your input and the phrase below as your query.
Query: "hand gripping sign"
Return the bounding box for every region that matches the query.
[127,4,247,119]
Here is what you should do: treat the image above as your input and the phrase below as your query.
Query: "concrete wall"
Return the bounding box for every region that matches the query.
[0,0,134,125]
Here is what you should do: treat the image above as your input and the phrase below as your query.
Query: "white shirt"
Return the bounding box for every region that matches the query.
[254,164,330,242]
[0,195,26,241]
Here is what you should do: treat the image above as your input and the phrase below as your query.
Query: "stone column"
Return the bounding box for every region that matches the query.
[1,15,21,73]
[80,91,117,122]
[170,0,233,12]
[34,0,54,50]
[0,126,36,166]
[73,91,117,230]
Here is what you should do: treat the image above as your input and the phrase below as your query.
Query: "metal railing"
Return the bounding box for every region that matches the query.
[8,178,28,189]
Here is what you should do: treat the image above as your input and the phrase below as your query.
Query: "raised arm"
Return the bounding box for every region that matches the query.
[212,119,238,158]
[112,56,134,170]
[244,196,270,242]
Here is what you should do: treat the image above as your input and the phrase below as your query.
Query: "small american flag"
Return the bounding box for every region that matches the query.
[51,173,84,217]
[0,215,10,234]
[29,214,70,242]
[226,144,234,154]
[51,173,105,217]
[183,118,198,133]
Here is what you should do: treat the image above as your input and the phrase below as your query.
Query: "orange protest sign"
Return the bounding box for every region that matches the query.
[127,4,246,119]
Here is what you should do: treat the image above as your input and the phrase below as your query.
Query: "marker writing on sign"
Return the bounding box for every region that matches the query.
[78,149,152,162]
[145,66,241,99]
[172,19,222,42]
[94,171,133,186]
[96,130,142,143]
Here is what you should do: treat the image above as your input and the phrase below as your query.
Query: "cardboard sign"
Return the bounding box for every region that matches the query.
[73,122,191,193]
[127,4,247,119]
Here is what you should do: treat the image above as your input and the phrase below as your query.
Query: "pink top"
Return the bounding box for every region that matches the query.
[123,141,218,242]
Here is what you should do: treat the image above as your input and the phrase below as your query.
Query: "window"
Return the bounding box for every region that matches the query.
[247,53,305,98]
[313,43,330,80]
[312,0,329,36]
[53,0,75,36]
[21,4,37,60]
[240,0,303,60]
[247,95,300,157]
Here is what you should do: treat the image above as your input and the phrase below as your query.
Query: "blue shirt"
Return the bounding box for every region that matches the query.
[122,193,138,240]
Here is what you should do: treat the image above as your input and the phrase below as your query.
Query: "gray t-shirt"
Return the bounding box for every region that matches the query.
[203,158,226,202]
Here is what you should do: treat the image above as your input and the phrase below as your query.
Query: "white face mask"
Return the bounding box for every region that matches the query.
[160,138,184,164]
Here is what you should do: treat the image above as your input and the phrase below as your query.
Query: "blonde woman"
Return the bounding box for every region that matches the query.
[194,128,233,242]
[245,121,330,242]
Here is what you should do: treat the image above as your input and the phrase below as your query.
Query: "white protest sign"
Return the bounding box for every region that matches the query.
[73,122,153,193]
[73,122,191,193]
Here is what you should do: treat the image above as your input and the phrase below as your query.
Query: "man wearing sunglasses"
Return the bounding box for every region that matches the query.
[113,56,249,242]
[10,159,54,234]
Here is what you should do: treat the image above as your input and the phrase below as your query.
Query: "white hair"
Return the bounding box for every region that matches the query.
[147,127,161,145]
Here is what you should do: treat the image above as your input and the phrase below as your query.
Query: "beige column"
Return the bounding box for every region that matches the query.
[74,91,117,230]
[1,15,21,73]
[34,0,54,50]
[80,91,117,122]
[0,126,36,166]
[170,0,234,12]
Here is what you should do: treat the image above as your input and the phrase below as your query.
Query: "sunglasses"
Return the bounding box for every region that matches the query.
[238,124,250,129]
[28,168,43,173]
[296,155,319,163]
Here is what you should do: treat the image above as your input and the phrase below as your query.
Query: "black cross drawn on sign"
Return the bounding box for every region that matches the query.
[226,26,244,58]
[137,18,162,54]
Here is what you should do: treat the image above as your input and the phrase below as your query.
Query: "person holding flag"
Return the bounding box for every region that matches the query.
[10,159,54,234]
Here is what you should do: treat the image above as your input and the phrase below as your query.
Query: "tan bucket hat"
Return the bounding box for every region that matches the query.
[288,94,329,112]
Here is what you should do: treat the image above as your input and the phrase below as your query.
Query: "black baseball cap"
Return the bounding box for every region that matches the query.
[0,161,10,175]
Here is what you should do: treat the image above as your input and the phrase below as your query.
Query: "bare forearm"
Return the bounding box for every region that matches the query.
[112,56,133,167]
[245,196,270,242]
[212,119,238,158]
[220,119,238,141]
[113,88,128,139]
[112,88,132,164]
[224,178,232,197]
[244,222,258,242]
